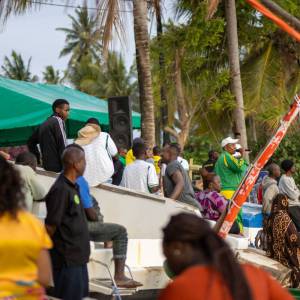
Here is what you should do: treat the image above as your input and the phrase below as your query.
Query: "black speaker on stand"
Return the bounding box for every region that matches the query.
[108,96,133,150]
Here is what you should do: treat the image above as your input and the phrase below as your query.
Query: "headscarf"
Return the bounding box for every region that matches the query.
[266,194,300,287]
[75,123,101,146]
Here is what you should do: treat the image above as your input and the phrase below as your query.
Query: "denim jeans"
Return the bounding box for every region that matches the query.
[88,221,128,259]
[53,264,89,300]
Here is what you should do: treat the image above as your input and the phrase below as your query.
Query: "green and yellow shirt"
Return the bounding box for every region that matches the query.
[214,151,248,191]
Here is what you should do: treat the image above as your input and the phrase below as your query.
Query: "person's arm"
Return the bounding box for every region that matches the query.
[224,152,246,173]
[27,127,41,165]
[0,150,10,160]
[85,207,98,221]
[28,169,47,201]
[148,164,160,193]
[107,134,118,158]
[45,225,56,237]
[45,187,67,236]
[77,176,99,221]
[279,177,300,202]
[209,192,228,213]
[170,170,184,200]
[53,118,67,156]
[37,249,52,287]
[263,185,279,213]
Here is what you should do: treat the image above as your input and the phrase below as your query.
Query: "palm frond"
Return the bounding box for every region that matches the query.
[95,0,127,58]
[0,0,42,23]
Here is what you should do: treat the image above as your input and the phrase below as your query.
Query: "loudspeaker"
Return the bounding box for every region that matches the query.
[108,96,133,150]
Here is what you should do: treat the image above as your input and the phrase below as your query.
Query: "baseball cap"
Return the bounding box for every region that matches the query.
[221,137,239,148]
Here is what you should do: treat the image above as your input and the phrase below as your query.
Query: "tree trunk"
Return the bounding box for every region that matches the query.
[133,0,155,147]
[225,0,249,159]
[174,48,191,150]
[154,0,170,146]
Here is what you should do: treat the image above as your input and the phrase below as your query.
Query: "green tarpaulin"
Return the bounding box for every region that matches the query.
[0,77,140,146]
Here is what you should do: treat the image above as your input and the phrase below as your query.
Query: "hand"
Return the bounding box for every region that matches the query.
[239,148,245,157]
[0,151,10,160]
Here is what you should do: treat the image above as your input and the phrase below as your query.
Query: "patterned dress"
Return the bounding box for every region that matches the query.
[195,190,227,221]
[266,195,300,287]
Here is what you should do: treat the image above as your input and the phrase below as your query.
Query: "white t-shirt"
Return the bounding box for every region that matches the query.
[82,132,118,187]
[121,159,159,193]
[178,156,189,171]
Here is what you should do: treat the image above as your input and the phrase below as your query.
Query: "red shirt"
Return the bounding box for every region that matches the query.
[159,264,293,300]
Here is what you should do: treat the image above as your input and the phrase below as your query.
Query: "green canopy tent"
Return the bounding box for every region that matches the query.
[0,77,141,146]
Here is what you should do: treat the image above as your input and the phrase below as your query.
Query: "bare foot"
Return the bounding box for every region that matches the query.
[114,276,143,288]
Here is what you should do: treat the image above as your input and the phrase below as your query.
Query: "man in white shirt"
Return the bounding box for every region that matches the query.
[121,142,159,194]
[75,118,118,186]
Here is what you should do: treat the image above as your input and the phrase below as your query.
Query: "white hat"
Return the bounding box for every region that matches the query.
[221,137,239,148]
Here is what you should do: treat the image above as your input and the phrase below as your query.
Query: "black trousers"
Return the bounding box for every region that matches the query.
[289,206,300,232]
[53,264,89,300]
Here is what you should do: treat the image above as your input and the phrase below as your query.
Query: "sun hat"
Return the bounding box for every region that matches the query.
[221,137,239,148]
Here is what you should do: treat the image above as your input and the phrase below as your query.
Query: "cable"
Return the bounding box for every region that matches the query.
[28,0,133,13]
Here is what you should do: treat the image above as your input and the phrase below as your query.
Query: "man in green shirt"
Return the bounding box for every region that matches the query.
[214,137,248,232]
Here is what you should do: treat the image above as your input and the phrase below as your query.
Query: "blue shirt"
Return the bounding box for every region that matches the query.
[76,176,92,208]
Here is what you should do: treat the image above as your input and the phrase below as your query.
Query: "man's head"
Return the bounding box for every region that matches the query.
[132,142,147,160]
[162,144,180,164]
[15,152,38,171]
[86,118,100,126]
[118,147,127,157]
[153,146,161,156]
[52,99,70,121]
[208,150,219,161]
[62,144,86,178]
[268,163,281,179]
[281,159,295,175]
[133,137,144,146]
[221,137,239,155]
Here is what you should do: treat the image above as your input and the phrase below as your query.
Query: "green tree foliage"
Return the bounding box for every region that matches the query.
[151,3,235,147]
[43,65,61,84]
[56,5,102,66]
[68,52,138,102]
[1,50,38,82]
[154,0,300,153]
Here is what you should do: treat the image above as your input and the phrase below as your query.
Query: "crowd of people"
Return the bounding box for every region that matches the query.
[0,98,299,299]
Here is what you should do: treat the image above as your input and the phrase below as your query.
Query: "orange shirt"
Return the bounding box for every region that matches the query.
[159,264,293,300]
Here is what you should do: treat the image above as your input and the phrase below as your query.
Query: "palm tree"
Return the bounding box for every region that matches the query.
[43,65,61,84]
[225,0,248,156]
[152,0,169,145]
[68,52,137,100]
[97,0,156,147]
[1,50,38,82]
[177,0,249,156]
[56,5,102,66]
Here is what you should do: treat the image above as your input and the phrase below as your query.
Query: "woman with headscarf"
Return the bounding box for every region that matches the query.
[75,118,118,186]
[266,193,300,287]
[159,213,293,300]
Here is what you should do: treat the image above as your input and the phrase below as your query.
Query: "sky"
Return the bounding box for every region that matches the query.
[0,0,176,80]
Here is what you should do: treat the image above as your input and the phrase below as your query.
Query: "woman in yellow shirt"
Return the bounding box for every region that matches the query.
[0,156,52,300]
